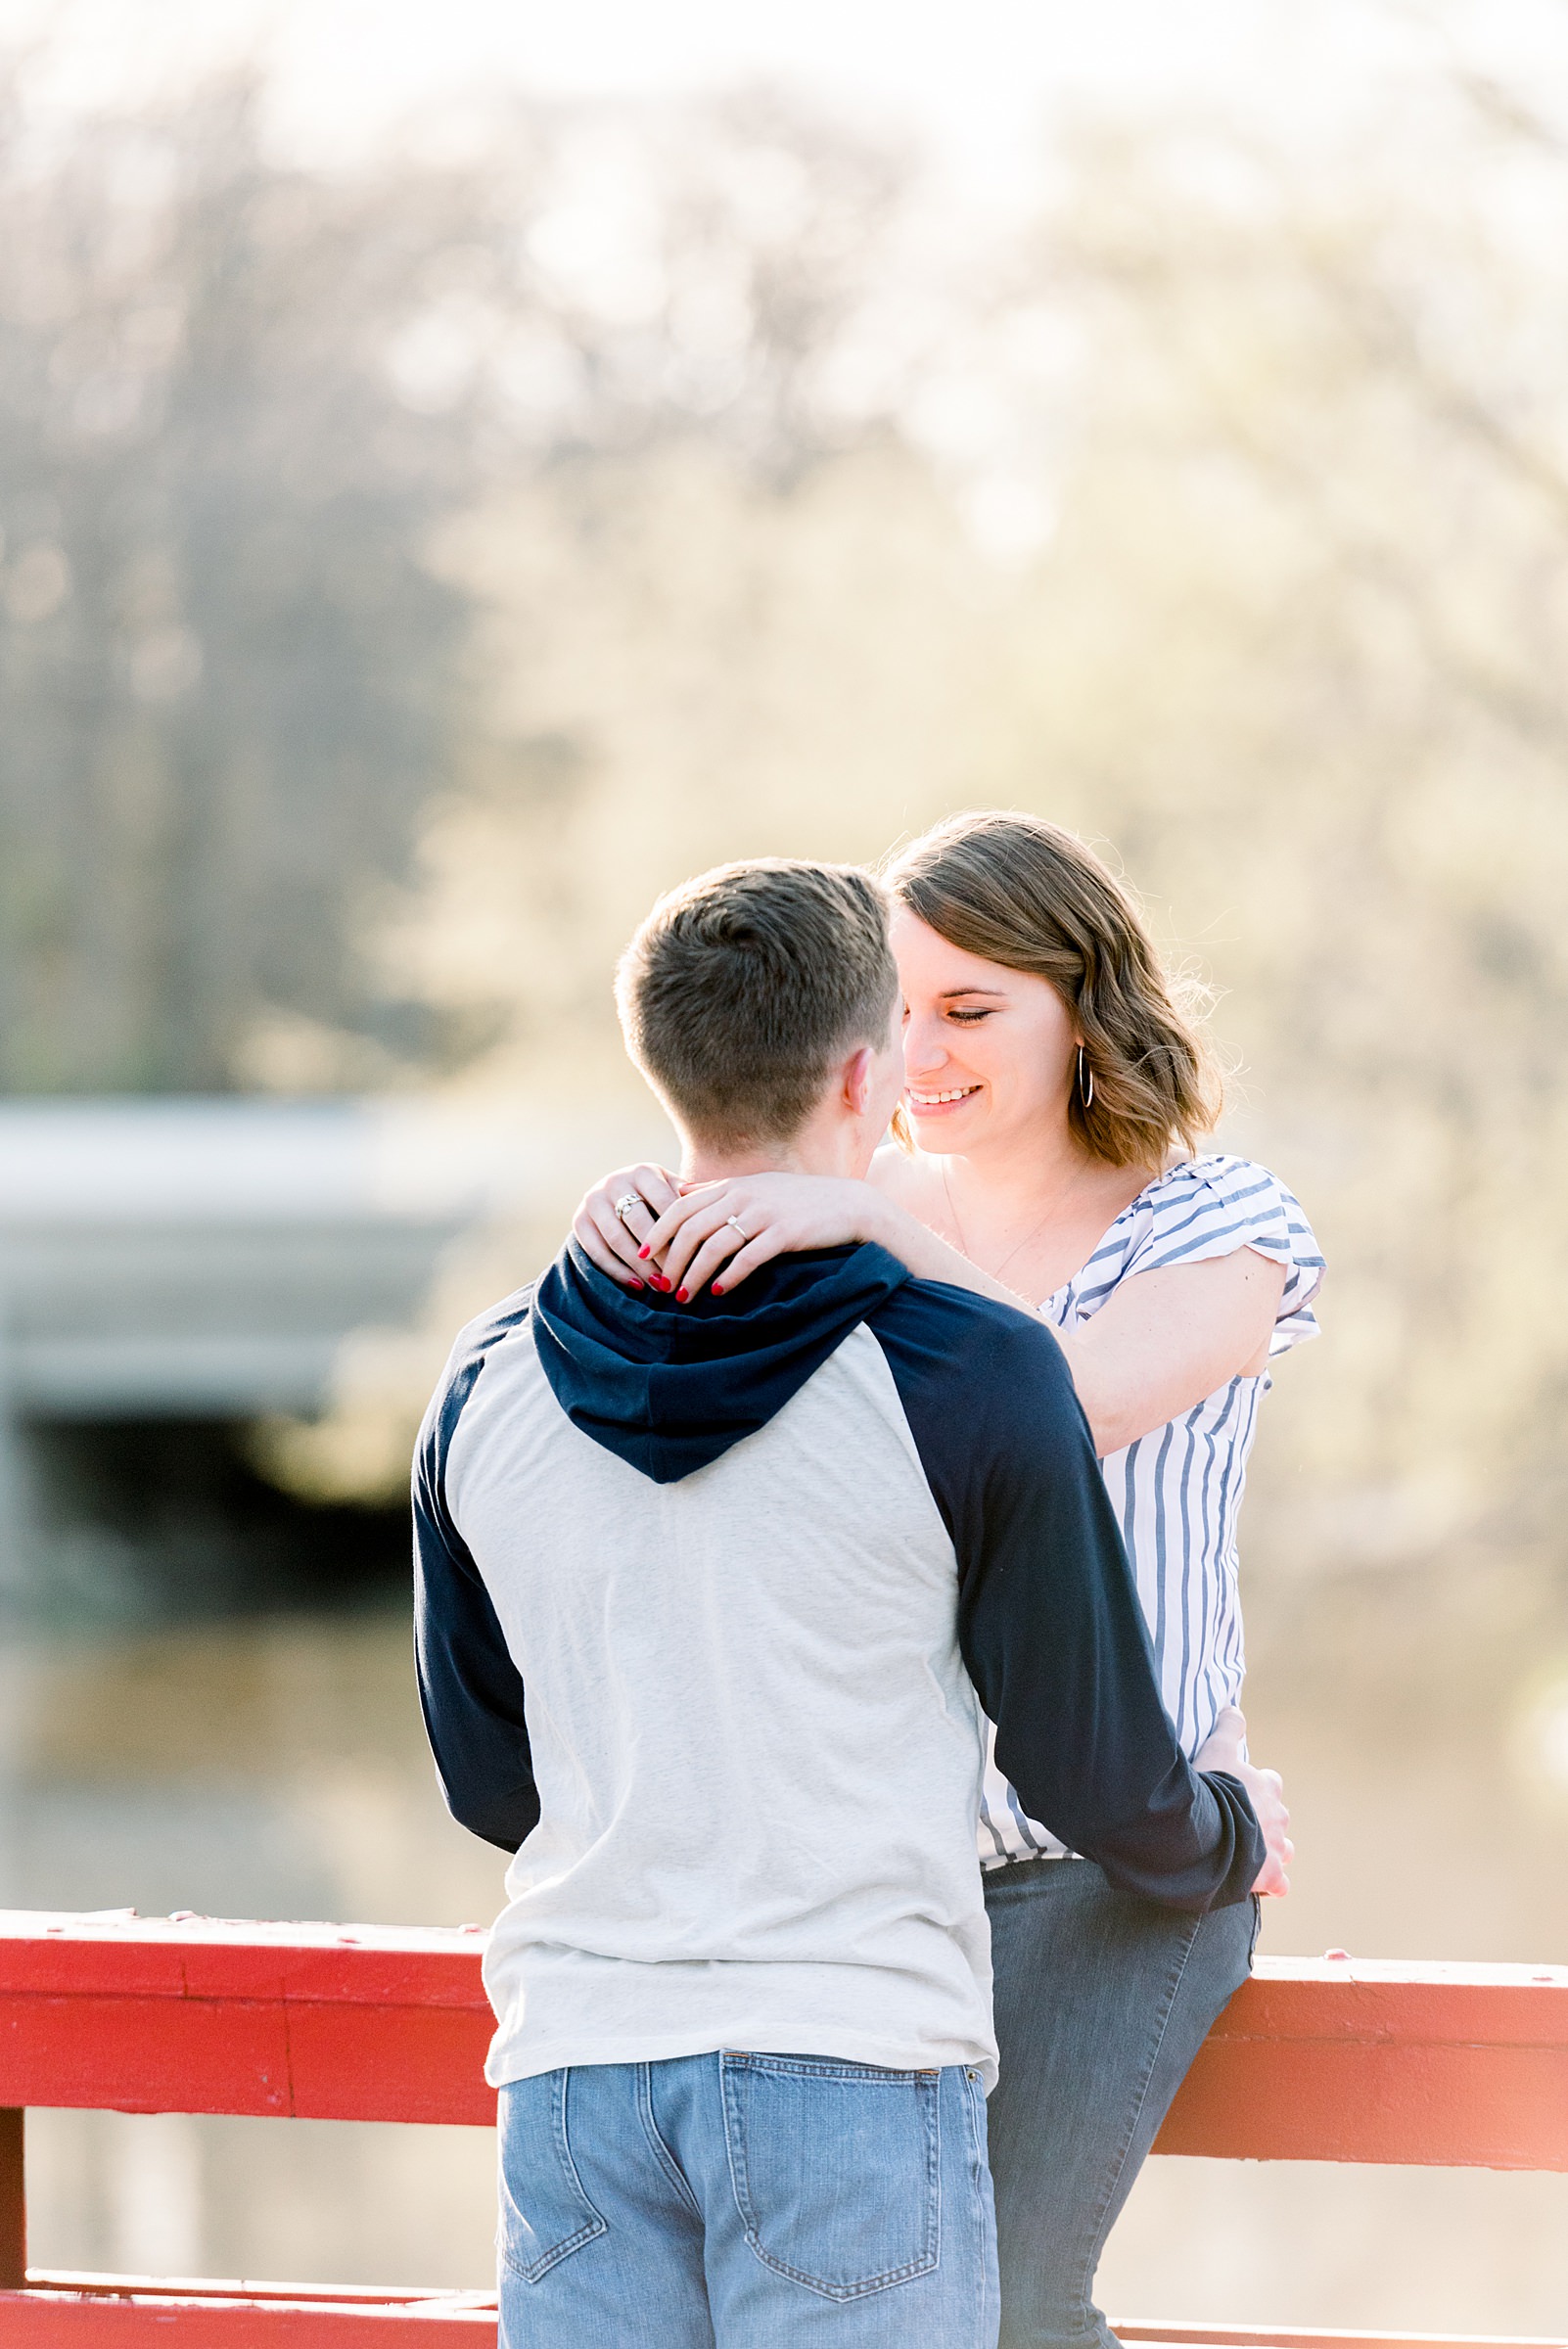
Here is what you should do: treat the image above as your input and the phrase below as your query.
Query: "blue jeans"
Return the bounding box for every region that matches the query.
[496,2051,999,2348]
[984,1858,1259,2349]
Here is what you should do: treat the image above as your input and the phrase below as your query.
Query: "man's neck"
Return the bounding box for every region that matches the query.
[681,1128,855,1187]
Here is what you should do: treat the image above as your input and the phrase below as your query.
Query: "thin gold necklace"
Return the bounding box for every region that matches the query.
[940,1160,1059,1287]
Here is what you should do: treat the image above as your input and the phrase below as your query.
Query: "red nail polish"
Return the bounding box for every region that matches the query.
[653,1275,670,1290]
[639,1245,651,1259]
[630,1278,645,1289]
[675,1288,689,1302]
[711,1283,723,1296]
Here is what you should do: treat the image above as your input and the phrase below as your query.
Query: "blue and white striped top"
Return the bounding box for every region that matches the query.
[978,1152,1325,1869]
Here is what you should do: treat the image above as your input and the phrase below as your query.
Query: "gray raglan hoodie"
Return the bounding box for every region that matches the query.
[413,1240,1261,2088]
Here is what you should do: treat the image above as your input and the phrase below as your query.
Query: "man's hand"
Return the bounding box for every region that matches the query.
[1194,1705,1292,1898]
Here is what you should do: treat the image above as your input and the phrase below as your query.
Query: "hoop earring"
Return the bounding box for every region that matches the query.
[1078,1045,1094,1112]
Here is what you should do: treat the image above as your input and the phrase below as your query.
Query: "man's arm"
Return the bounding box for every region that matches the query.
[412,1312,540,1855]
[870,1283,1267,1911]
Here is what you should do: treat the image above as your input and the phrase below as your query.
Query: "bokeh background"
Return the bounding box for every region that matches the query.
[2,0,1567,2327]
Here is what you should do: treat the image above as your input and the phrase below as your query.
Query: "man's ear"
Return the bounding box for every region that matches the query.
[842,1044,875,1119]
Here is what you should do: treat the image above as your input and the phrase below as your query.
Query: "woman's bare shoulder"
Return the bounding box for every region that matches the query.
[869,1142,942,1213]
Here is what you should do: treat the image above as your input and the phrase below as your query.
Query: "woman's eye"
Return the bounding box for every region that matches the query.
[947,1008,992,1024]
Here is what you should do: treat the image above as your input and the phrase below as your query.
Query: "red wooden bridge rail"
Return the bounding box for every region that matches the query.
[0,1912,1564,2346]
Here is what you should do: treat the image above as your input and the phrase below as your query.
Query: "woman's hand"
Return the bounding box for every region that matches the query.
[571,1163,682,1289]
[641,1174,884,1298]
[1194,1705,1293,1898]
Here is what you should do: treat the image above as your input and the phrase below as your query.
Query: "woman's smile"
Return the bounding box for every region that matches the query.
[904,1082,984,1119]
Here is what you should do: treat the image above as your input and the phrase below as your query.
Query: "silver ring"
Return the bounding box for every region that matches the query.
[725,1215,750,1241]
[613,1193,644,1226]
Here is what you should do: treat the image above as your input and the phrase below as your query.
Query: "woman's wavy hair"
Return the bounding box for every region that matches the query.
[883,811,1222,1170]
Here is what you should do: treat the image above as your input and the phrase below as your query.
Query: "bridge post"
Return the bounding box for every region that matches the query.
[0,2106,23,2287]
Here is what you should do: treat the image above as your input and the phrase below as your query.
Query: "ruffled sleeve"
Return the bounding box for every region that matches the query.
[1123,1156,1324,1356]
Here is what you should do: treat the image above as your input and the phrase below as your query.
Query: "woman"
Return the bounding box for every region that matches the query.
[574,811,1323,2349]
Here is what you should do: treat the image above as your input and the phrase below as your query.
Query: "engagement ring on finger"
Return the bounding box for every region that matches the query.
[613,1194,643,1225]
[725,1215,750,1241]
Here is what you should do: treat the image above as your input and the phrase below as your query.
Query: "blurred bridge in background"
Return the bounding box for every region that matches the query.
[0,1099,657,1608]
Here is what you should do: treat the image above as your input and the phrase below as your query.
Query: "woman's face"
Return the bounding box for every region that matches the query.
[892,906,1078,1155]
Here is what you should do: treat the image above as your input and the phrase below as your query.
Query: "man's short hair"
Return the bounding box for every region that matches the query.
[616,859,899,1146]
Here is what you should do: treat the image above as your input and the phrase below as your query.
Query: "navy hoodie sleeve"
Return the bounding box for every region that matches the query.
[869,1281,1264,1911]
[412,1293,540,1854]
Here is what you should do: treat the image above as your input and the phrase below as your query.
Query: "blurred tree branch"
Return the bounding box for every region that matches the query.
[0,63,912,1092]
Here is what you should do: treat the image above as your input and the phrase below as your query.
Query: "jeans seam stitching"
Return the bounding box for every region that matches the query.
[729,2055,939,2082]
[1070,1916,1203,2314]
[498,2072,607,2285]
[963,2069,991,2348]
[634,2062,702,2219]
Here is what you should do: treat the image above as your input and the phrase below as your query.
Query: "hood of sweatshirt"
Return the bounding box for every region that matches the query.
[530,1237,911,1484]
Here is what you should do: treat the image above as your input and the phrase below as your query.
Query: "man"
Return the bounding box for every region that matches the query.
[413,858,1273,2349]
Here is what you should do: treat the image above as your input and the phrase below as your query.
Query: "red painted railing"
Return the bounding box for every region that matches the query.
[1,1912,1564,2345]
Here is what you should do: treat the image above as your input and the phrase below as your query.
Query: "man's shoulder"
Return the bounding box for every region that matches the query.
[865,1279,1096,1525]
[866,1276,1079,1419]
[869,1271,1057,1346]
[450,1281,536,1363]
[418,1282,538,1485]
[430,1282,537,1411]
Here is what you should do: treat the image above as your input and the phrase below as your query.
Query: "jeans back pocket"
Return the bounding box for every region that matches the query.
[720,2052,941,2301]
[497,2071,607,2283]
